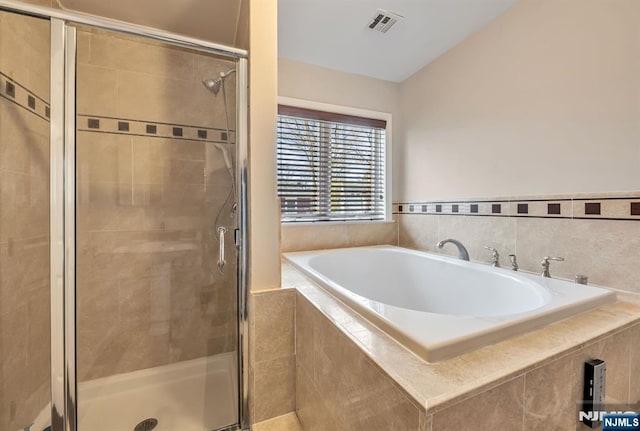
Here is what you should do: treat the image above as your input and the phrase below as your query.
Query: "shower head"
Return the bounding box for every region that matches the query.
[202,77,223,95]
[202,69,236,95]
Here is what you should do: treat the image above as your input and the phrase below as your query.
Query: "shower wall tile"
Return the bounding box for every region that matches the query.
[0,13,50,99]
[0,10,51,431]
[76,131,133,183]
[0,102,49,177]
[77,279,120,332]
[0,236,49,311]
[88,30,195,80]
[74,28,239,381]
[115,70,220,128]
[280,220,398,253]
[77,28,235,130]
[0,168,50,244]
[76,30,91,64]
[76,63,118,116]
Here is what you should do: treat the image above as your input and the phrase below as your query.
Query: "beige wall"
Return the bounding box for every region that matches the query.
[396,0,640,201]
[249,0,281,291]
[0,9,51,431]
[278,59,401,251]
[278,58,399,115]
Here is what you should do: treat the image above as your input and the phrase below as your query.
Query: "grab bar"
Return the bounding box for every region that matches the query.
[217,226,227,271]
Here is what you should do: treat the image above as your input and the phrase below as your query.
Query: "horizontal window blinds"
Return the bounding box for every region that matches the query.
[277,105,386,223]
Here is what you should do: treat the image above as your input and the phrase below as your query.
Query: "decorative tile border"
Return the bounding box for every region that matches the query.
[78,114,235,144]
[394,194,640,221]
[0,71,50,121]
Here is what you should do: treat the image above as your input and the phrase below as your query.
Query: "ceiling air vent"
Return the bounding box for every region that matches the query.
[367,9,403,33]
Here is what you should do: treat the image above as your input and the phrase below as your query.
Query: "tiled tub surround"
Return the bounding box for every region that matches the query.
[280,220,398,253]
[75,28,238,381]
[396,192,640,295]
[0,11,51,431]
[250,288,296,424]
[284,262,640,431]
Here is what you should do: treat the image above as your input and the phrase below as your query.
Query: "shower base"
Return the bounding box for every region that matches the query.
[78,352,238,431]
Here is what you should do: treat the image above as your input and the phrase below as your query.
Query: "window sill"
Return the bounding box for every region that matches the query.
[280,219,395,227]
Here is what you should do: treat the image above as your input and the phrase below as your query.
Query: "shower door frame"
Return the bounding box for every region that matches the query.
[0,2,250,430]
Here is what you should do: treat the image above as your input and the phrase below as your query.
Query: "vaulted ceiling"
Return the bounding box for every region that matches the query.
[279,0,519,82]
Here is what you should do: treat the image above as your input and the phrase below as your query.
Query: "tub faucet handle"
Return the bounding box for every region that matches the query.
[508,254,518,271]
[541,256,564,278]
[484,246,500,267]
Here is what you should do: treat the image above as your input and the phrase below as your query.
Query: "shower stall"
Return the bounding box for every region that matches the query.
[0,2,249,431]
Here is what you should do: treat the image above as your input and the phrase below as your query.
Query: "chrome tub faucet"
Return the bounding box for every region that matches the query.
[437,239,470,261]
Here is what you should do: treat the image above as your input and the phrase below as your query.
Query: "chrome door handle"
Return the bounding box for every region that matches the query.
[217,226,227,271]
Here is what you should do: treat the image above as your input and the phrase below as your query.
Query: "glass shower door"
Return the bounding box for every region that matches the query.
[74,27,239,431]
[0,9,51,431]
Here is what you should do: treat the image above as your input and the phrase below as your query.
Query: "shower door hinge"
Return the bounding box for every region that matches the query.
[234,228,240,247]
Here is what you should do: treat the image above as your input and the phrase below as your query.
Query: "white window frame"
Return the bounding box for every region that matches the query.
[277,96,392,223]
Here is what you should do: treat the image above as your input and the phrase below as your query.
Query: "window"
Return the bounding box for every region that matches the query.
[277,104,387,223]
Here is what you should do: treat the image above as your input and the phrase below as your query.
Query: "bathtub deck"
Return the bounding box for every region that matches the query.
[282,260,640,414]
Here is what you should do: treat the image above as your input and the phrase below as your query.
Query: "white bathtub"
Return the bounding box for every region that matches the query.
[284,245,616,362]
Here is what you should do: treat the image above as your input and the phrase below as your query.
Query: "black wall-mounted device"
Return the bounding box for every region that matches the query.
[582,359,606,428]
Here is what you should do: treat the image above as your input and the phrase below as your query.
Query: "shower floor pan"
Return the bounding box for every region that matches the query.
[78,352,238,431]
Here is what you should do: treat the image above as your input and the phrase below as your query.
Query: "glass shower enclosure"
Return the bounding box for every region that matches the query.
[0,2,248,431]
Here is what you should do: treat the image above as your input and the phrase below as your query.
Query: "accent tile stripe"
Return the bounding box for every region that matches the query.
[394,193,640,221]
[78,114,236,144]
[0,71,50,122]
